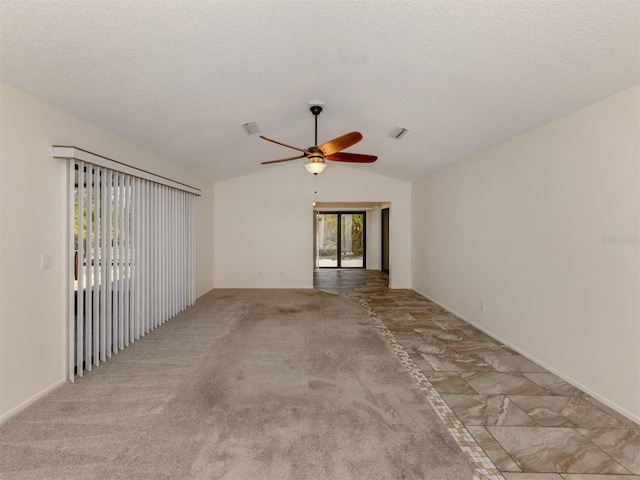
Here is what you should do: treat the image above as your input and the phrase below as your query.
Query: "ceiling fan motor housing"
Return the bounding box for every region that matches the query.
[307,146,325,162]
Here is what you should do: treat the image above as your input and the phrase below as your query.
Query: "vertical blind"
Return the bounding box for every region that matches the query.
[70,159,196,380]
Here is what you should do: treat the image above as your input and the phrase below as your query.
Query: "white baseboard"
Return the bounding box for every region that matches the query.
[196,287,215,300]
[0,378,66,425]
[412,287,640,426]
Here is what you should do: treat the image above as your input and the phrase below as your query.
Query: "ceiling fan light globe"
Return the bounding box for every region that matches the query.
[305,161,326,175]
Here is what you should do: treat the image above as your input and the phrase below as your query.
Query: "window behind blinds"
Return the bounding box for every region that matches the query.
[70,160,196,379]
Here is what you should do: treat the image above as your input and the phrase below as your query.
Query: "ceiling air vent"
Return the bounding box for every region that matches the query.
[389,126,409,140]
[241,121,260,135]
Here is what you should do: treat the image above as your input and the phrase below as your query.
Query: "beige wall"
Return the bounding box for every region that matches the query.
[412,85,640,421]
[0,83,215,420]
[214,164,411,289]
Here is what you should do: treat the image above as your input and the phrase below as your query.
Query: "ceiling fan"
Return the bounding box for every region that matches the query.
[260,105,377,175]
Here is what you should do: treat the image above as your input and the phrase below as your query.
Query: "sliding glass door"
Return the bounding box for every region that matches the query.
[340,213,365,267]
[317,213,338,267]
[316,212,365,268]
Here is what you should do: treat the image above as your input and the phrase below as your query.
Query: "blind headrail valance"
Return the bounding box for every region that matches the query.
[53,145,202,196]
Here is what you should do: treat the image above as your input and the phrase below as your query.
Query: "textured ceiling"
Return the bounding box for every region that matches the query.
[1,0,638,182]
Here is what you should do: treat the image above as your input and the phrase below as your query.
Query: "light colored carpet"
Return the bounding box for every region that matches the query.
[1,289,475,479]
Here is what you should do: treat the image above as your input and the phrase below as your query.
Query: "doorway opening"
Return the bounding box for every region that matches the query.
[316,212,366,268]
[381,207,390,274]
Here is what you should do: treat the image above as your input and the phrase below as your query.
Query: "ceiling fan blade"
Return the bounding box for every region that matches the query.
[261,154,306,165]
[326,152,377,163]
[260,135,311,154]
[318,132,363,156]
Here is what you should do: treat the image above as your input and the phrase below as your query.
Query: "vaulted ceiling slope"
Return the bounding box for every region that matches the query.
[1,1,638,182]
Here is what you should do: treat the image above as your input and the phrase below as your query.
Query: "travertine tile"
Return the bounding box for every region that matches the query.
[442,394,537,426]
[392,331,426,342]
[408,312,440,321]
[411,320,443,329]
[416,328,467,342]
[576,427,640,474]
[460,329,498,343]
[509,396,626,429]
[479,354,548,373]
[523,373,585,396]
[421,353,496,372]
[467,425,523,472]
[395,300,432,307]
[487,426,631,474]
[460,372,550,395]
[408,352,435,371]
[428,313,464,323]
[432,318,470,330]
[581,396,640,431]
[448,340,513,355]
[496,344,520,355]
[399,337,454,355]
[384,314,424,328]
[424,371,477,394]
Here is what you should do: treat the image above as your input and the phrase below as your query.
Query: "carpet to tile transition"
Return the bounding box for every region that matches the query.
[0,289,475,479]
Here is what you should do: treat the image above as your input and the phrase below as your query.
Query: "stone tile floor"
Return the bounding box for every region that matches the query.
[314,269,640,480]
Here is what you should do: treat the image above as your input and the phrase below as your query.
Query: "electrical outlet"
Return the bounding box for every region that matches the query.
[41,254,52,269]
[480,301,486,312]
